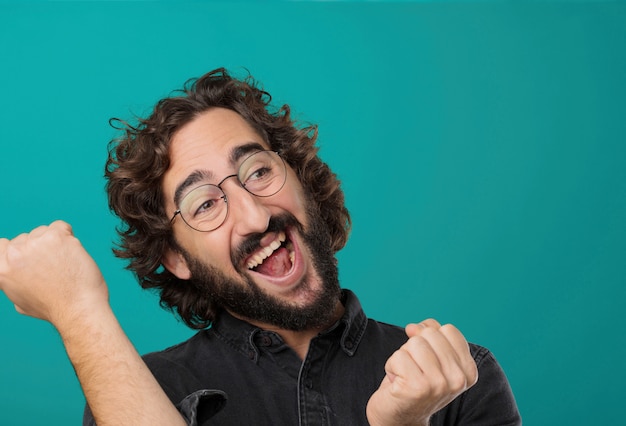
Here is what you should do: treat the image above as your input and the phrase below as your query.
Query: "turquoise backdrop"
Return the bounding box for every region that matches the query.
[1,1,625,425]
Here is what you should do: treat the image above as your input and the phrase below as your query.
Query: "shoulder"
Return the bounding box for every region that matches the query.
[467,343,510,378]
[442,343,521,425]
[365,318,406,337]
[354,318,407,358]
[140,330,218,403]
[142,330,214,374]
[468,343,493,364]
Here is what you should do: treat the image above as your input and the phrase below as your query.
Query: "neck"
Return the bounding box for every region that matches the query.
[230,299,345,360]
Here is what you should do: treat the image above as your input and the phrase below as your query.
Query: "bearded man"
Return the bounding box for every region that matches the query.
[0,68,520,426]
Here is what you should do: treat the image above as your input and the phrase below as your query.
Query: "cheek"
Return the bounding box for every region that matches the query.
[179,231,237,273]
[282,172,310,224]
[278,188,309,228]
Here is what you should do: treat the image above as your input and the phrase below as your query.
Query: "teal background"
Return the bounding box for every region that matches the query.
[1,1,625,424]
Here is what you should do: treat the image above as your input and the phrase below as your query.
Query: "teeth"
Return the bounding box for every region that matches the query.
[247,232,288,270]
[262,246,273,258]
[269,240,281,250]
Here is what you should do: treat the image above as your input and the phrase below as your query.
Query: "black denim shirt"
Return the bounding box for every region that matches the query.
[84,290,520,425]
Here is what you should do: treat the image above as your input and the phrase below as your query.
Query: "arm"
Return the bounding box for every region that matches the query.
[0,221,186,426]
[366,319,479,426]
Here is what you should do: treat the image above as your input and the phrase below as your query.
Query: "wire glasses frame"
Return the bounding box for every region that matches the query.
[170,150,287,232]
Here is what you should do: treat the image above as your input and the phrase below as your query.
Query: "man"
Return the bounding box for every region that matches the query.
[0,68,520,425]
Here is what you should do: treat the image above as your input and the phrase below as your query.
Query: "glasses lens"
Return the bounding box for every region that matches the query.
[180,184,228,231]
[238,151,286,197]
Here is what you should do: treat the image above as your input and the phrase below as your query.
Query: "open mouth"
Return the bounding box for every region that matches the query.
[246,231,296,277]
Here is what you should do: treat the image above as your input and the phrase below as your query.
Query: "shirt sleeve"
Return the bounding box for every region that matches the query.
[432,345,522,426]
[177,389,228,425]
[82,389,227,426]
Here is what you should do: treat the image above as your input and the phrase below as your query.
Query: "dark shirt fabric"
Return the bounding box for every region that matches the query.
[84,290,520,425]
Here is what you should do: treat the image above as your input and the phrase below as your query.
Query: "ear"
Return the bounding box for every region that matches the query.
[162,248,192,280]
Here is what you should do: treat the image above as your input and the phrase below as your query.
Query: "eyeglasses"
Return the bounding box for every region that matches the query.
[170,150,287,232]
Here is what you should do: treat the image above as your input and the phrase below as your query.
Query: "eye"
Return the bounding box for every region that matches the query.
[194,198,218,216]
[247,165,271,182]
[182,186,225,219]
[237,151,285,196]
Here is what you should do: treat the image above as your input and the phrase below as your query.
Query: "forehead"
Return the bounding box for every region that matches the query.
[162,108,269,205]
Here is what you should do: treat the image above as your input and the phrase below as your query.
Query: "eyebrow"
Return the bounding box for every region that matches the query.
[172,141,267,208]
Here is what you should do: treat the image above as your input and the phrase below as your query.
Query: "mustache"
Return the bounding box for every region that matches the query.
[231,213,303,267]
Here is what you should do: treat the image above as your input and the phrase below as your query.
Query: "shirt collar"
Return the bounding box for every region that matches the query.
[320,289,368,356]
[211,289,368,360]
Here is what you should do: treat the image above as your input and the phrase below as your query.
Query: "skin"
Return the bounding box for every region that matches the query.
[0,221,186,425]
[161,108,345,357]
[163,108,479,424]
[0,107,479,425]
[367,320,479,426]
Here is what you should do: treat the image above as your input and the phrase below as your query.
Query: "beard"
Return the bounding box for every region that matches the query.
[181,205,342,331]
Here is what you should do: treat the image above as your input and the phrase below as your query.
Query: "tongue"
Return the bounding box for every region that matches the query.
[255,247,292,276]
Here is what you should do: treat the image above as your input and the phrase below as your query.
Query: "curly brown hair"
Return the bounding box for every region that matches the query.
[105,68,351,329]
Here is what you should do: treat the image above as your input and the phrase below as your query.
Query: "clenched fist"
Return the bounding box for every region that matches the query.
[366,319,479,426]
[0,220,108,329]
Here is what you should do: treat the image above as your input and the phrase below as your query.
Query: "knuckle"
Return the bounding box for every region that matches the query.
[440,324,464,342]
[448,371,468,392]
[404,335,430,353]
[421,318,442,329]
[440,323,459,333]
[430,373,448,395]
[51,220,72,233]
[406,334,426,345]
[420,327,438,338]
[12,233,28,243]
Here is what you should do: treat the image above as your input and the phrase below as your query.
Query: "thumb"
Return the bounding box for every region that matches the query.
[405,318,442,337]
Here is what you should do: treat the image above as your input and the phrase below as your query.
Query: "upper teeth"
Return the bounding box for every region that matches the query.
[247,231,286,269]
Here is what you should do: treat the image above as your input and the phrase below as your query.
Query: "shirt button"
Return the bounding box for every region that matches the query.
[345,340,354,349]
[248,351,256,360]
[261,336,272,346]
[305,379,313,389]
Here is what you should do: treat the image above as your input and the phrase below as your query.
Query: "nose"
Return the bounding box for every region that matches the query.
[220,177,271,236]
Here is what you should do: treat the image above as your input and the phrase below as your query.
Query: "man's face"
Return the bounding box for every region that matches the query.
[161,108,341,330]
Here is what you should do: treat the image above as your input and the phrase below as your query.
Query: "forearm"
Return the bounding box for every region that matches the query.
[0,222,185,424]
[58,304,186,426]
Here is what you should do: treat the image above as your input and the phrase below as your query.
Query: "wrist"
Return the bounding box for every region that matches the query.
[53,296,115,345]
[49,279,110,333]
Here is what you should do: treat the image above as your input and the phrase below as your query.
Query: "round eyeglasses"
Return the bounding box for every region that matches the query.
[170,150,287,232]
